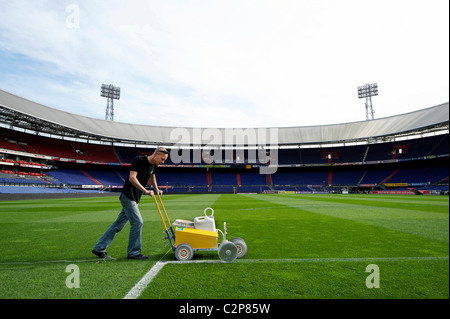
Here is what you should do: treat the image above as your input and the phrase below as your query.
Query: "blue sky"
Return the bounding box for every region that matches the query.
[0,0,448,128]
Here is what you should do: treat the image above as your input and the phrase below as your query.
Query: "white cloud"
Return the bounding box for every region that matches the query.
[0,0,448,128]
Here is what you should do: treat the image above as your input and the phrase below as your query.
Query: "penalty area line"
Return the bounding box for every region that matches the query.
[123,261,167,299]
[235,256,450,264]
[123,249,172,300]
[0,258,115,265]
[123,256,448,299]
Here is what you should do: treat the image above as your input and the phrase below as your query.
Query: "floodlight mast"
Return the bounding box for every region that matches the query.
[357,83,378,120]
[101,84,120,121]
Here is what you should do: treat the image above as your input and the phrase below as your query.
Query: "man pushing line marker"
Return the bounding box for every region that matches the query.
[92,147,169,260]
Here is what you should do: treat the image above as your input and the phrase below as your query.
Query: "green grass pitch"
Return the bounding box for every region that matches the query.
[0,193,448,299]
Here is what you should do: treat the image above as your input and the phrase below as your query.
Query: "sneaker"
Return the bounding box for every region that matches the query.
[92,249,112,259]
[127,254,148,260]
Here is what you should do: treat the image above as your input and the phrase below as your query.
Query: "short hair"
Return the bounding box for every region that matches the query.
[155,147,169,155]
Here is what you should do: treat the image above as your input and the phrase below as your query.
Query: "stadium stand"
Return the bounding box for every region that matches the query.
[0,88,448,196]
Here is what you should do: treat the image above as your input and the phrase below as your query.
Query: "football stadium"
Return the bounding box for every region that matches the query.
[0,88,448,305]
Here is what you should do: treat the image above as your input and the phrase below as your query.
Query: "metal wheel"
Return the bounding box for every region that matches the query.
[218,241,237,263]
[230,237,247,258]
[175,243,194,261]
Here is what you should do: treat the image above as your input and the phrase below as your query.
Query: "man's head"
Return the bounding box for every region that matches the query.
[149,147,169,166]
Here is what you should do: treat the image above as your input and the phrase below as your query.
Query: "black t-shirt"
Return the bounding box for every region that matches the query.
[122,156,156,204]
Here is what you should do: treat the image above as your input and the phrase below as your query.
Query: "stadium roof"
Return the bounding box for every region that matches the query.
[0,88,448,147]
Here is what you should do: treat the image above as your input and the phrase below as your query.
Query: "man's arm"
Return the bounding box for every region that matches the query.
[149,174,162,195]
[129,171,154,196]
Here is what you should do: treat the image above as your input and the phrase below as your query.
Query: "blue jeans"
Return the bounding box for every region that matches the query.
[93,193,144,258]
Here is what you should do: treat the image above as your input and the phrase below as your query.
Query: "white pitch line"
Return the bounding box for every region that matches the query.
[123,256,449,299]
[0,258,114,265]
[235,256,450,263]
[123,261,167,299]
[123,249,172,299]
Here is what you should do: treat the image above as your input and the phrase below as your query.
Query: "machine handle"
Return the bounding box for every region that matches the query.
[203,207,214,217]
[157,193,171,226]
[153,195,168,231]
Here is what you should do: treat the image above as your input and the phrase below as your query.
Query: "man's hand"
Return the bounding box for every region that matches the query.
[144,189,154,197]
[156,189,163,196]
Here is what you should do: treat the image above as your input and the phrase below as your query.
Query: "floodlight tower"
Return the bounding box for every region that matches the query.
[101,84,120,121]
[357,83,378,120]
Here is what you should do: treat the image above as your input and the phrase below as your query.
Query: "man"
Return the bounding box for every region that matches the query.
[92,147,169,260]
